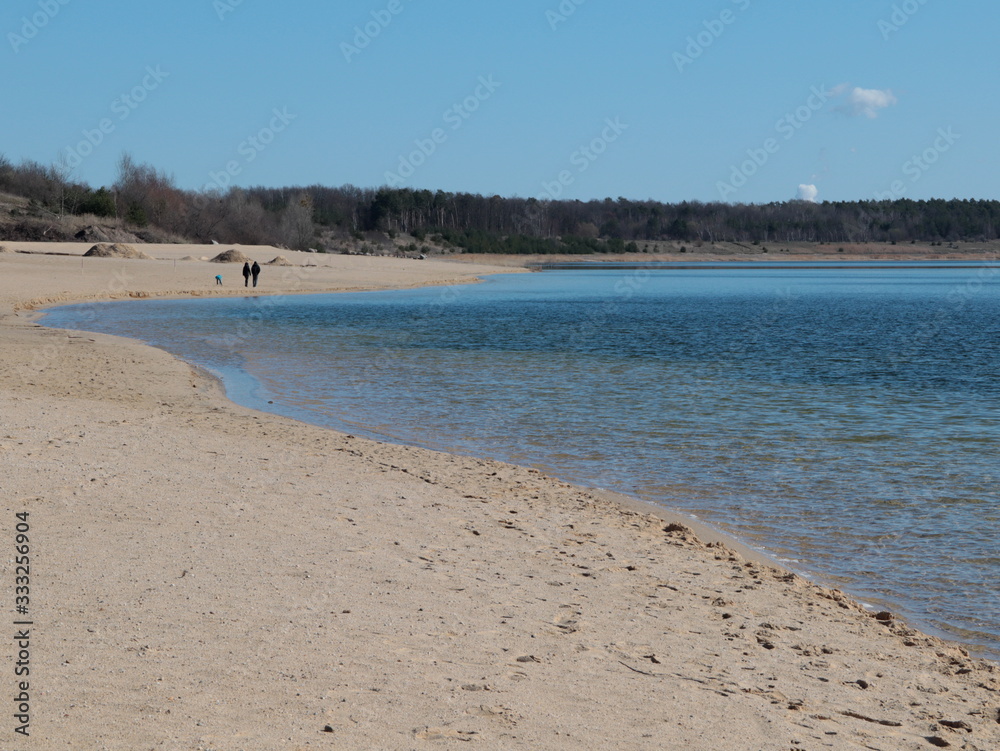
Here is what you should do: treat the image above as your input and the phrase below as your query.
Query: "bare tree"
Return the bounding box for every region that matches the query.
[113,152,182,226]
[278,193,315,249]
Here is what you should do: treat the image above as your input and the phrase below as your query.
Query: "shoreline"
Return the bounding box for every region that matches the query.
[32,286,787,573]
[37,261,996,659]
[3,244,999,749]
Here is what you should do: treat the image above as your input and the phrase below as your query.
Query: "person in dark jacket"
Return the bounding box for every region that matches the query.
[242,262,251,287]
[251,261,261,287]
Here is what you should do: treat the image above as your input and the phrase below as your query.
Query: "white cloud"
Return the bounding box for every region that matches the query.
[797,184,819,202]
[844,87,898,118]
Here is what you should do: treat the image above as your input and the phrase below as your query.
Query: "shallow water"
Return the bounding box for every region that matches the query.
[43,264,1000,658]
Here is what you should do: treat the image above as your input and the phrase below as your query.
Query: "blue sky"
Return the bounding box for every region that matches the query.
[3,0,997,204]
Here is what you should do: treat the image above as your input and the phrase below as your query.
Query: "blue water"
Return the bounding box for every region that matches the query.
[42,265,1000,659]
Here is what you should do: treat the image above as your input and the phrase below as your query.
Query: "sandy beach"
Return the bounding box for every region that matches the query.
[2,244,998,750]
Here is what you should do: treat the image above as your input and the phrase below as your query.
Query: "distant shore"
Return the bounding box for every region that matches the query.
[2,243,999,749]
[443,240,1000,267]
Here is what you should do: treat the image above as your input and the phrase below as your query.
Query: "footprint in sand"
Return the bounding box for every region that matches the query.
[553,606,582,634]
[465,705,519,728]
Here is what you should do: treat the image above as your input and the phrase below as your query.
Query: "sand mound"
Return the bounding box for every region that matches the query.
[83,243,154,260]
[209,249,251,264]
[0,245,9,253]
[178,255,198,261]
[267,255,293,266]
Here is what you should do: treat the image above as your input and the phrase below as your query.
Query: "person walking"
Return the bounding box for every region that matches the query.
[242,262,251,287]
[251,261,261,288]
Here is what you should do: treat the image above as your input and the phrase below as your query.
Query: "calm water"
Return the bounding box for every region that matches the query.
[43,265,1000,658]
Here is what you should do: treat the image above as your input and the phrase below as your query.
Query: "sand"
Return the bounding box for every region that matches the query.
[1,243,998,750]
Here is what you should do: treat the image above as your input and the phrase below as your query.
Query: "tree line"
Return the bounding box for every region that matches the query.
[2,152,999,252]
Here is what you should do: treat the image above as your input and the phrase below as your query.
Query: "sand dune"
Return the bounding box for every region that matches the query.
[1,244,998,749]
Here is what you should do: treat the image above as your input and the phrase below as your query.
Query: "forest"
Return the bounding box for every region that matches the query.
[3,152,999,253]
